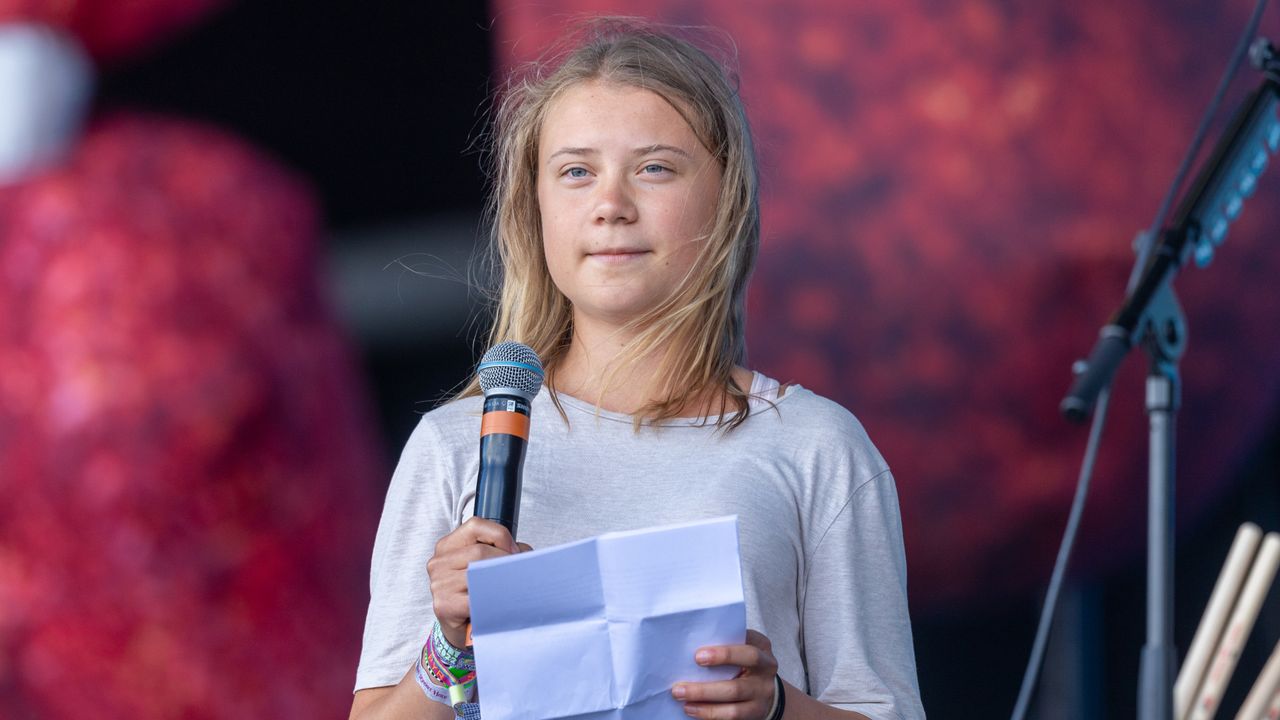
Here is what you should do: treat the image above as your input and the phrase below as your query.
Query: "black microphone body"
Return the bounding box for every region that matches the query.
[472,341,544,542]
[475,393,531,539]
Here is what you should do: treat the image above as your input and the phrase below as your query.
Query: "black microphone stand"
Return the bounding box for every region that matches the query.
[1137,276,1184,720]
[1060,39,1280,720]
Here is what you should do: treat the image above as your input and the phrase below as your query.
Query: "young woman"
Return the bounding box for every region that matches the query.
[350,20,924,720]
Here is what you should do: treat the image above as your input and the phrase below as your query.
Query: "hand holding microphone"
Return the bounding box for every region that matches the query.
[427,518,527,648]
[425,342,544,650]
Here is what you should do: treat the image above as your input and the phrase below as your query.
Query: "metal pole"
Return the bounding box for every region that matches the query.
[1138,363,1180,720]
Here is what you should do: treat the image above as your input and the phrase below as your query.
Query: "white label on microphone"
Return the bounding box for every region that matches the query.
[506,399,516,412]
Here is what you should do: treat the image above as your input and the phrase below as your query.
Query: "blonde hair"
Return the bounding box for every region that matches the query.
[462,17,760,429]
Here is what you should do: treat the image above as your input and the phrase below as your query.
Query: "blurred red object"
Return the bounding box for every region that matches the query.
[0,0,226,61]
[0,114,383,717]
[496,1,1280,611]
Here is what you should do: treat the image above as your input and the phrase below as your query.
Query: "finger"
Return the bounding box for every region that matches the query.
[465,517,519,551]
[680,700,771,720]
[436,517,518,553]
[672,676,767,704]
[428,542,512,579]
[429,567,473,598]
[428,546,515,622]
[454,541,516,567]
[695,644,776,673]
[429,568,474,600]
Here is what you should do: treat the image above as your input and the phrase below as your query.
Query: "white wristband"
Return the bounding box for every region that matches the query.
[412,654,452,705]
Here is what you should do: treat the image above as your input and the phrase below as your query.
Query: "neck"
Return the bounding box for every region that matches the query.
[552,314,655,414]
[550,311,752,417]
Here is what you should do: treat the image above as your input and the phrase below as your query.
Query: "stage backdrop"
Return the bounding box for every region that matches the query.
[0,2,383,717]
[493,0,1280,611]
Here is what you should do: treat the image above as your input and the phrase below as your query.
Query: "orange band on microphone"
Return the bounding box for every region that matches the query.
[481,410,530,439]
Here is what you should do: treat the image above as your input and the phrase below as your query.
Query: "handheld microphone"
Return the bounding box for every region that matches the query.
[474,341,544,540]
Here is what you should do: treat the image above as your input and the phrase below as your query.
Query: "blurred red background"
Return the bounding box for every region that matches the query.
[494,0,1280,610]
[0,2,384,717]
[2,0,1278,717]
[0,0,225,62]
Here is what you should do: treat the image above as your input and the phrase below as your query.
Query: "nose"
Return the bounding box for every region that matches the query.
[593,173,638,225]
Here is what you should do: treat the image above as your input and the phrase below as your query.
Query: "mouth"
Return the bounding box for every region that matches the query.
[586,248,650,263]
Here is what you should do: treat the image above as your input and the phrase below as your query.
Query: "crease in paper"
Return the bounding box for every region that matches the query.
[468,516,747,720]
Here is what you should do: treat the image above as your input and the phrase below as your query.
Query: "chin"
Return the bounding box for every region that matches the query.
[578,299,659,327]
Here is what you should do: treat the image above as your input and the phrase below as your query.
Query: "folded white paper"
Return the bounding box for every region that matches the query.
[467,515,747,720]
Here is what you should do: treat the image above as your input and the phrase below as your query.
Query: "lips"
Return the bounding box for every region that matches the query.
[586,248,650,262]
[588,246,648,255]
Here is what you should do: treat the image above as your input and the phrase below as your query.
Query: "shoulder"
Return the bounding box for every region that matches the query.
[747,382,891,485]
[769,384,882,447]
[769,385,862,428]
[398,394,485,465]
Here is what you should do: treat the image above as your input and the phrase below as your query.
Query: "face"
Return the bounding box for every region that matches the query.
[536,80,723,330]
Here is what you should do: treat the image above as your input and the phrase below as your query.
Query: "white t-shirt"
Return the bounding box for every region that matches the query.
[356,373,925,720]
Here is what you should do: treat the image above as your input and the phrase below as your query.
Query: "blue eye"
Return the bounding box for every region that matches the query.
[565,167,589,178]
[642,164,670,175]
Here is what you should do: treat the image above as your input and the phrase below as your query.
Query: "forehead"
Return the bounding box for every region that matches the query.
[538,81,702,153]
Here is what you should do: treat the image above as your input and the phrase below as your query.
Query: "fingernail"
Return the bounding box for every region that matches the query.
[695,650,713,664]
[684,705,699,717]
[671,684,686,699]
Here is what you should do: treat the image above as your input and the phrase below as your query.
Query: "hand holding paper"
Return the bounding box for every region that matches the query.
[467,516,748,720]
[672,629,780,719]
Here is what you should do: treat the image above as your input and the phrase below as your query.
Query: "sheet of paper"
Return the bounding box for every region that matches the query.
[467,515,747,720]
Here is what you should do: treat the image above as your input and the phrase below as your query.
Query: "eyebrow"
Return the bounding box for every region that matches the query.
[546,144,693,164]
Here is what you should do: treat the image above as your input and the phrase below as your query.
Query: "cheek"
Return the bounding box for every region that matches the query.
[674,176,722,237]
[539,223,576,295]
[536,187,564,262]
[540,198,570,243]
[668,190,720,255]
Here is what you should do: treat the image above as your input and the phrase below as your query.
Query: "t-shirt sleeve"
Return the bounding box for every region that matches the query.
[803,469,926,720]
[354,415,462,692]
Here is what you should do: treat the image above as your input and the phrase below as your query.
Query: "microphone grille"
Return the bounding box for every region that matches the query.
[477,341,545,399]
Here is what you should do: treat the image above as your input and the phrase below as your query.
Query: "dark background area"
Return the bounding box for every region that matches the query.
[89,2,1280,716]
[99,0,495,455]
[98,0,493,229]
